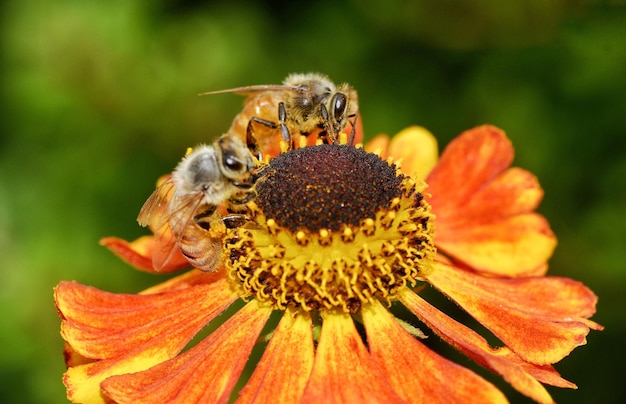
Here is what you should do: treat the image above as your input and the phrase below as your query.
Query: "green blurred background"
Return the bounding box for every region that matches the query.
[1,0,624,402]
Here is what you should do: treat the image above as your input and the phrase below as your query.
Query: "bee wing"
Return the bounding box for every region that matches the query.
[150,228,181,272]
[137,179,187,272]
[152,194,209,272]
[137,178,175,229]
[198,84,296,97]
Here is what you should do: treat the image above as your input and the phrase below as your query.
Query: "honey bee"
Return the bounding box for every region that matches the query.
[137,134,257,272]
[201,72,359,154]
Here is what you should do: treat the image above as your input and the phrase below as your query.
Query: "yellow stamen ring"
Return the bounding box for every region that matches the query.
[225,145,436,314]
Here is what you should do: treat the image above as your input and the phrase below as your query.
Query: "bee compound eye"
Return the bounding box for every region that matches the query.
[223,152,244,173]
[331,93,347,121]
[224,156,243,171]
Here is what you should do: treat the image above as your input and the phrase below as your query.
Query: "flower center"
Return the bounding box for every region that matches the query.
[225,144,436,314]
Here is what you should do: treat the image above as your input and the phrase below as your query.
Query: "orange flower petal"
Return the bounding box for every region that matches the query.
[387,126,439,180]
[427,125,513,214]
[426,125,557,275]
[364,134,390,158]
[64,344,181,403]
[100,236,189,273]
[430,167,543,232]
[436,213,557,276]
[237,310,315,404]
[63,343,95,368]
[56,272,238,360]
[364,126,439,180]
[301,311,404,403]
[58,272,239,403]
[101,301,272,403]
[362,300,507,404]
[400,289,576,404]
[425,262,602,365]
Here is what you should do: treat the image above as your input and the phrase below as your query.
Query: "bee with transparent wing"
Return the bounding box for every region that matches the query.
[137,134,258,272]
[201,72,359,153]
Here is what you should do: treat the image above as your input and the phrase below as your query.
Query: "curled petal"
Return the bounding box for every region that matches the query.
[301,311,404,403]
[102,301,272,404]
[427,125,555,275]
[425,262,602,365]
[400,289,576,404]
[237,310,315,404]
[362,300,507,404]
[100,236,189,273]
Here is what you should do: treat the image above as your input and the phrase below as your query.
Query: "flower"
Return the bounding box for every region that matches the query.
[56,124,601,403]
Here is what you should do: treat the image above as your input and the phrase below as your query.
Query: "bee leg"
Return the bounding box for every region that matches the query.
[245,104,293,151]
[347,112,359,146]
[229,190,256,206]
[251,163,270,182]
[221,214,250,229]
[245,122,263,161]
[247,116,277,158]
[232,180,254,190]
[318,103,337,144]
[277,102,294,150]
[232,163,267,191]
